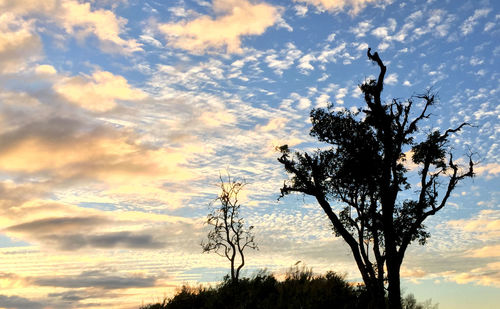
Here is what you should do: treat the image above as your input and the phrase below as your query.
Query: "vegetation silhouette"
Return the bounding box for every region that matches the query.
[201,173,258,282]
[402,293,438,309]
[277,48,475,309]
[140,266,368,309]
[140,266,438,309]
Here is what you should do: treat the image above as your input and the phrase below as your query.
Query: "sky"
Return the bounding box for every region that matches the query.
[0,0,498,308]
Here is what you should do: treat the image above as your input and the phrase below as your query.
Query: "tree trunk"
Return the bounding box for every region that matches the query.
[387,260,402,309]
[230,258,235,282]
[367,279,387,309]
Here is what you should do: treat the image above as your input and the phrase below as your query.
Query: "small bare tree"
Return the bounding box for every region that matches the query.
[201,174,258,282]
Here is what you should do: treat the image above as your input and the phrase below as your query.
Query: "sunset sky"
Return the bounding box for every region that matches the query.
[0,0,499,308]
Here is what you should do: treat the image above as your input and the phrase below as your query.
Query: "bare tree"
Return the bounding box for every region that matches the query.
[277,49,475,309]
[201,174,258,282]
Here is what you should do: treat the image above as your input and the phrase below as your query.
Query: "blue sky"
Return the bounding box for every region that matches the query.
[0,0,498,308]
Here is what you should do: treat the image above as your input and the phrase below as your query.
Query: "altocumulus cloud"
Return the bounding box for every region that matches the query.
[296,0,391,15]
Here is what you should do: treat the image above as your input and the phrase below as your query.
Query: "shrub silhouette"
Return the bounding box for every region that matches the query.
[140,267,368,309]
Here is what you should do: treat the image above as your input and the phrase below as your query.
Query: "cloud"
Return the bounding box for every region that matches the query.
[469,244,500,258]
[317,42,347,63]
[297,97,312,110]
[284,92,314,111]
[0,295,43,309]
[34,270,158,289]
[63,231,166,250]
[385,73,398,85]
[265,43,303,75]
[0,13,42,73]
[57,0,142,53]
[198,110,237,128]
[47,290,106,302]
[350,20,373,37]
[400,267,427,283]
[0,182,53,218]
[0,247,195,308]
[447,210,500,242]
[40,231,167,250]
[335,87,348,104]
[448,262,500,287]
[34,64,57,75]
[2,199,200,250]
[0,0,57,15]
[0,0,141,54]
[0,117,198,185]
[55,70,147,112]
[315,93,330,108]
[159,0,281,54]
[460,8,492,36]
[295,0,387,15]
[371,18,397,39]
[298,54,316,72]
[411,9,455,39]
[474,163,500,178]
[256,117,289,132]
[294,4,309,17]
[5,216,110,235]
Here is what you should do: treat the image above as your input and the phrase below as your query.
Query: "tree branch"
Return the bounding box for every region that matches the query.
[367,47,387,95]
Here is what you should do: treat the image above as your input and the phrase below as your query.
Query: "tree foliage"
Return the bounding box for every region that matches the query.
[201,174,258,282]
[277,49,474,309]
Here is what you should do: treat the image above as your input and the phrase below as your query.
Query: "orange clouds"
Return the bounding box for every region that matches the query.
[447,210,500,241]
[160,0,281,54]
[450,262,500,287]
[35,64,57,75]
[0,114,208,211]
[474,162,500,179]
[0,0,141,54]
[198,110,237,127]
[58,0,142,53]
[256,117,289,132]
[0,118,199,186]
[469,244,500,258]
[0,13,41,73]
[0,0,57,14]
[400,267,427,283]
[55,70,147,112]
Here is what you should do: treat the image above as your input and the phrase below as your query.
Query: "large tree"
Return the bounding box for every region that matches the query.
[278,49,474,309]
[201,174,258,282]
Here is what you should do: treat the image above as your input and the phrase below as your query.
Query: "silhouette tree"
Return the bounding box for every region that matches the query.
[277,49,474,309]
[201,174,258,282]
